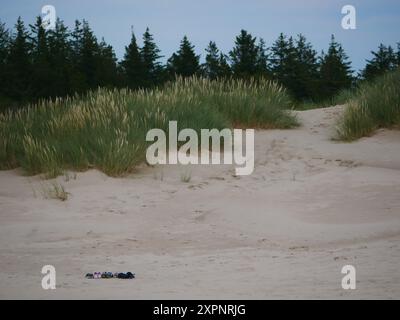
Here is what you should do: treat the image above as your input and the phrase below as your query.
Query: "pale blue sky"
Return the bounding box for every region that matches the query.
[1,0,399,72]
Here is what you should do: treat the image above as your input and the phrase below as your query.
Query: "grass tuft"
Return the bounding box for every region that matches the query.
[337,69,400,141]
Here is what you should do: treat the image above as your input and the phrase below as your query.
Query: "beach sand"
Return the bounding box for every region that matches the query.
[1,105,400,299]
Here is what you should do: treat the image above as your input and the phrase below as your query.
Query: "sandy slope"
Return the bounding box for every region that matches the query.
[0,105,400,299]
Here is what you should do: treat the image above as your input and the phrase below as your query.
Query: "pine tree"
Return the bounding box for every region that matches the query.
[318,35,353,100]
[70,20,87,93]
[397,43,400,66]
[79,20,100,90]
[140,27,162,87]
[71,20,83,55]
[203,41,220,79]
[69,20,108,91]
[362,44,398,81]
[96,38,118,88]
[0,21,10,106]
[270,33,300,95]
[30,16,52,99]
[292,34,319,101]
[0,21,8,64]
[218,53,232,78]
[70,20,118,91]
[282,36,300,96]
[7,17,33,101]
[167,36,200,78]
[203,41,231,79]
[229,30,259,78]
[269,33,290,84]
[255,38,269,78]
[120,30,144,89]
[47,18,74,97]
[30,17,48,61]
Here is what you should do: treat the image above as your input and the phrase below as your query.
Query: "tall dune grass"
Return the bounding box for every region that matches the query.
[330,88,357,106]
[0,77,297,177]
[337,69,400,141]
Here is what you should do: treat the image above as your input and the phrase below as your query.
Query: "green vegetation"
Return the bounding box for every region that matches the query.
[336,69,400,141]
[295,88,358,110]
[330,88,357,106]
[5,14,397,112]
[361,43,399,81]
[0,77,297,177]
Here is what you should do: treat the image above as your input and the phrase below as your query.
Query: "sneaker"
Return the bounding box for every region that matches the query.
[101,272,114,278]
[116,272,135,279]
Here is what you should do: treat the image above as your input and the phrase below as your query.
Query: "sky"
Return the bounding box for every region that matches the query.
[1,0,400,72]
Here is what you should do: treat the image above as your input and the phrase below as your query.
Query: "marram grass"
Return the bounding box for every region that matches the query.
[337,69,400,141]
[0,77,297,177]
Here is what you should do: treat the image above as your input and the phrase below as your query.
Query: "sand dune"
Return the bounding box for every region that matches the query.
[1,105,400,299]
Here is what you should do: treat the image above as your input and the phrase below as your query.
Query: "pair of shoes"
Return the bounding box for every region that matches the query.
[115,272,135,279]
[85,272,102,279]
[85,272,135,279]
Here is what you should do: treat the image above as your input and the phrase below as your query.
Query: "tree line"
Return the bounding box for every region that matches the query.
[0,16,399,110]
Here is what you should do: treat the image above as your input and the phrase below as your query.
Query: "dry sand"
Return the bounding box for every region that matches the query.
[0,105,400,299]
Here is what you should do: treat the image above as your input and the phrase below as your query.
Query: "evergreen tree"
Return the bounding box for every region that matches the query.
[70,20,87,93]
[69,20,118,91]
[0,21,10,105]
[47,18,73,97]
[255,38,269,78]
[30,16,52,99]
[167,36,200,77]
[229,30,259,78]
[218,52,232,78]
[292,34,319,100]
[96,38,118,88]
[30,17,48,62]
[361,44,398,81]
[70,20,83,55]
[203,41,220,79]
[269,33,291,84]
[78,20,100,90]
[0,21,8,65]
[269,33,298,94]
[203,41,231,79]
[140,27,162,87]
[397,43,400,66]
[7,17,33,101]
[284,36,302,97]
[318,35,353,99]
[120,30,144,89]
